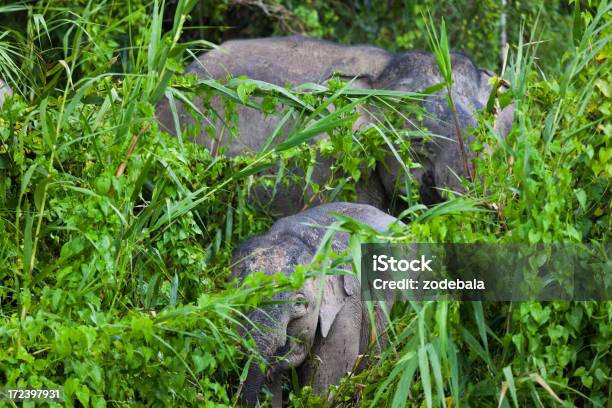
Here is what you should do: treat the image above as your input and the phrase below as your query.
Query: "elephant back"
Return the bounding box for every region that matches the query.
[269,202,403,253]
[187,35,393,86]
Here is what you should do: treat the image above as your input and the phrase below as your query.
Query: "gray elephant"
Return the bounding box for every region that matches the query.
[157,36,514,215]
[231,202,402,406]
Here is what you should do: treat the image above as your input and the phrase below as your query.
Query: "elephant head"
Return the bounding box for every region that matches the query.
[373,51,515,204]
[231,202,399,404]
[232,234,354,405]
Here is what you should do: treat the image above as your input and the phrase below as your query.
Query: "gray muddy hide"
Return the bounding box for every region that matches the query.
[157,36,514,216]
[0,79,12,107]
[231,202,402,406]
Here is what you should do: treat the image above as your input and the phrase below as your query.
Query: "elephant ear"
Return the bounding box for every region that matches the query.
[318,274,358,338]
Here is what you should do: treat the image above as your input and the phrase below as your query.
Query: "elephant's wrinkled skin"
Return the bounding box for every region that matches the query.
[232,202,402,406]
[157,36,514,215]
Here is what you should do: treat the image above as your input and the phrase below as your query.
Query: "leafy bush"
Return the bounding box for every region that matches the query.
[180,0,577,71]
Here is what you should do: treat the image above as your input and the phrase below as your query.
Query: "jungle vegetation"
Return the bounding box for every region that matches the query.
[0,0,610,406]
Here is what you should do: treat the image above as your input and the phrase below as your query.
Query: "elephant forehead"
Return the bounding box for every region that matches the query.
[245,244,307,274]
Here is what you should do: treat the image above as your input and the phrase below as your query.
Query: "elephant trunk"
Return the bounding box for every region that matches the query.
[241,305,290,406]
[243,363,266,406]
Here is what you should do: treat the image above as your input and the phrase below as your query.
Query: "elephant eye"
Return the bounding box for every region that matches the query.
[295,293,307,307]
[292,293,308,316]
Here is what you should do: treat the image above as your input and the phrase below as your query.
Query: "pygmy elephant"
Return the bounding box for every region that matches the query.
[157,36,515,216]
[231,202,402,406]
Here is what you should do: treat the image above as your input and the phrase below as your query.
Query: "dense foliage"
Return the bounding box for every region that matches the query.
[171,0,574,71]
[0,0,610,407]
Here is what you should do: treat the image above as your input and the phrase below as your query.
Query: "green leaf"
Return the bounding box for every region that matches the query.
[472,302,489,354]
[581,375,593,388]
[572,0,584,46]
[75,384,90,407]
[427,343,446,408]
[94,175,112,195]
[502,366,519,408]
[236,81,257,104]
[20,164,39,198]
[391,354,418,408]
[60,236,87,260]
[131,316,155,342]
[574,188,587,210]
[418,346,432,408]
[33,177,51,212]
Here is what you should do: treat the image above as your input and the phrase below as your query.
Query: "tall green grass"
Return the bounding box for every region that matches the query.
[349,3,611,407]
